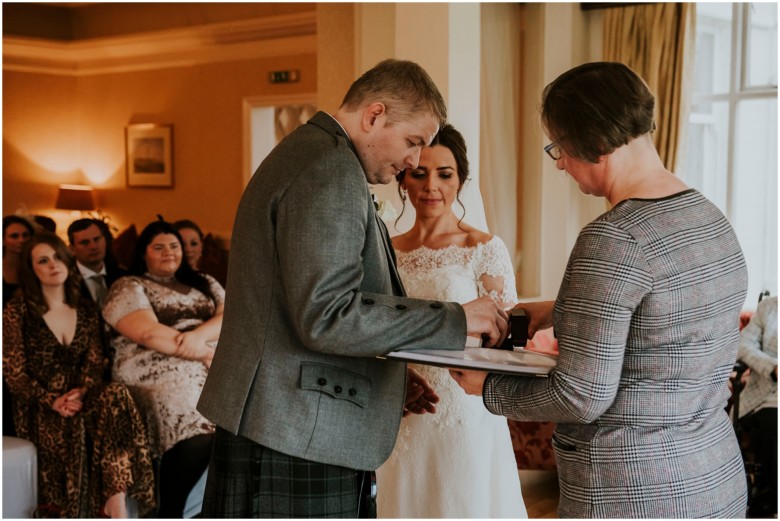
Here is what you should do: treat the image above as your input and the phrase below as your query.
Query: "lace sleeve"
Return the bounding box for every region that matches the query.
[475,236,518,307]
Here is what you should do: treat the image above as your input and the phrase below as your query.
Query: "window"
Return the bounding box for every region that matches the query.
[685,2,778,308]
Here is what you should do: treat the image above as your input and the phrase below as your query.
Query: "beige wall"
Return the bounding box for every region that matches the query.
[3,51,316,239]
[316,4,355,114]
[4,1,606,290]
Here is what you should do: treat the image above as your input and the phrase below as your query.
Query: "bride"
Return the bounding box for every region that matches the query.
[375,124,527,518]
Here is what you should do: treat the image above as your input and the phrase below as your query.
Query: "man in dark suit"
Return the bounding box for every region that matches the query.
[67,218,126,308]
[197,59,508,518]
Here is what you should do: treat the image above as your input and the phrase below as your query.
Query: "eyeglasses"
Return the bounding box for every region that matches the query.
[544,142,562,161]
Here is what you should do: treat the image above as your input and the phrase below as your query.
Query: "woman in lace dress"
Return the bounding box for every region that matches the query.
[376,125,527,518]
[103,220,224,517]
[3,233,155,518]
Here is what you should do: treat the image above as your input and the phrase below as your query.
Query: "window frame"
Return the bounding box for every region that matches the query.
[687,2,778,305]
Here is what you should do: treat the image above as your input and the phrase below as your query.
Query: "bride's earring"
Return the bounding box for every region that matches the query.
[401,188,407,202]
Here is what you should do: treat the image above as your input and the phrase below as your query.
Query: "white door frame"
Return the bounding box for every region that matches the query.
[241,93,317,186]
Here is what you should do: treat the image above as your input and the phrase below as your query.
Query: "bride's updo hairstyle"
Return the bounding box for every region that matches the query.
[396,123,470,228]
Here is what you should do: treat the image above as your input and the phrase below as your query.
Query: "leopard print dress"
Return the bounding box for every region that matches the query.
[2,297,156,518]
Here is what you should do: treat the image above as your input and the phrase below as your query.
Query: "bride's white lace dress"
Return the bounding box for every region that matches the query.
[377,236,527,518]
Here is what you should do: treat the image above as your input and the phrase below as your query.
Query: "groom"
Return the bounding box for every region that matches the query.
[197,59,508,518]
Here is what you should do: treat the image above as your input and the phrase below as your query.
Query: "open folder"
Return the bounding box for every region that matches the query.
[381,347,557,376]
[381,308,557,376]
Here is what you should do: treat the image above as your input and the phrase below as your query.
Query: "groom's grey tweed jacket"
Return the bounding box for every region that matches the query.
[198,112,466,470]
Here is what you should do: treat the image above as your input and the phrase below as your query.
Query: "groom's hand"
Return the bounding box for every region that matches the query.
[403,367,440,417]
[462,296,509,347]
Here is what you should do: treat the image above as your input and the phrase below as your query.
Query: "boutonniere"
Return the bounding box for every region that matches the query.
[372,194,398,223]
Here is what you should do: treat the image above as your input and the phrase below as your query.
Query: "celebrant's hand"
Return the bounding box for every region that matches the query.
[449,368,489,396]
[404,367,440,417]
[512,300,554,339]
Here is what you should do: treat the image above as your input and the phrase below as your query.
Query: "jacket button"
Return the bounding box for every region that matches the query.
[430,302,442,309]
[395,304,407,310]
[363,298,375,305]
[317,378,327,386]
[348,388,357,396]
[334,385,343,394]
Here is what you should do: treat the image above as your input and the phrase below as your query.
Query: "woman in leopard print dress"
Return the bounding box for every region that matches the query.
[3,233,155,518]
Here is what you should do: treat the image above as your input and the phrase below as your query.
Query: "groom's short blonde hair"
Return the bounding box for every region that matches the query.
[340,59,447,126]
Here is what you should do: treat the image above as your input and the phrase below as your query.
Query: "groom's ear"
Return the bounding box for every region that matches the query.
[361,102,387,131]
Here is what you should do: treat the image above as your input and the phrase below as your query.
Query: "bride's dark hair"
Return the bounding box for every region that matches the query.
[395,123,469,230]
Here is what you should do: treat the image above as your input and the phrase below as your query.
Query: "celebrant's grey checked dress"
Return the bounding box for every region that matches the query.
[484,190,748,518]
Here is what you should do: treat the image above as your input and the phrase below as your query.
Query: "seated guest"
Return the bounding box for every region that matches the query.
[736,295,777,516]
[67,218,128,308]
[102,219,224,518]
[3,215,35,437]
[3,215,35,306]
[736,296,778,416]
[2,232,155,518]
[33,215,57,234]
[173,219,204,272]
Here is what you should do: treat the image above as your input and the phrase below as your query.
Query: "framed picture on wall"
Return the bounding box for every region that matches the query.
[125,124,174,188]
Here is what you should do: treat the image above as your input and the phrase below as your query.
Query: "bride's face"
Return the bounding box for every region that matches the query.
[402,145,461,218]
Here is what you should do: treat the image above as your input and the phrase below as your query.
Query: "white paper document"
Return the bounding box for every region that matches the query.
[383,347,557,376]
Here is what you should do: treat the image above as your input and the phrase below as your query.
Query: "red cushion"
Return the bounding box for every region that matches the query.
[112,224,138,270]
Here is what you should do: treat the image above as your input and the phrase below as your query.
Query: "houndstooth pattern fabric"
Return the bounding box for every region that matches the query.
[484,190,749,518]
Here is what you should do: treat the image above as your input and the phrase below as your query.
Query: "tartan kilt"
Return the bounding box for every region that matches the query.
[202,427,372,518]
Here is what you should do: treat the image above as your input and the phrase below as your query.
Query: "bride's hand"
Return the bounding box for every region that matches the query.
[403,367,440,417]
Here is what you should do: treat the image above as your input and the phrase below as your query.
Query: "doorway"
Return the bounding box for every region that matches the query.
[242,94,317,186]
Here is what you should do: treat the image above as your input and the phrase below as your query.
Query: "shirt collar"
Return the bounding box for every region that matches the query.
[326,112,351,141]
[76,261,107,278]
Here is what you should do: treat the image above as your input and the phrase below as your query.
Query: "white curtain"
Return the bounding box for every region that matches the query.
[480,3,521,268]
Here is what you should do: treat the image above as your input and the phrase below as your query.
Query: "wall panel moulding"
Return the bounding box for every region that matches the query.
[3,11,317,76]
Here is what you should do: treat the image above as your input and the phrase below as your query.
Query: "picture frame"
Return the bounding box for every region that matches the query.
[125,124,174,188]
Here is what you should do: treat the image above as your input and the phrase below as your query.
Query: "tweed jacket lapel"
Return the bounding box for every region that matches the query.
[309,111,406,297]
[374,212,406,297]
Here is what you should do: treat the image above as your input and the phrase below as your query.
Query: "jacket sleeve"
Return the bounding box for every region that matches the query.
[484,221,652,423]
[275,148,466,357]
[2,300,59,408]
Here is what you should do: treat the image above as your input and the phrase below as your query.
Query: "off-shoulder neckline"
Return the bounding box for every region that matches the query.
[394,235,498,255]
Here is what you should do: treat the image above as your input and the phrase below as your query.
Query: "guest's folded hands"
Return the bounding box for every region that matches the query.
[53,388,85,417]
[176,330,214,368]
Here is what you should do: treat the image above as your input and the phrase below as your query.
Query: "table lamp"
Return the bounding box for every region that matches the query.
[55,184,96,211]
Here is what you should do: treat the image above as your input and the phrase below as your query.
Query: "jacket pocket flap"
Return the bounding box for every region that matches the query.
[300,362,371,408]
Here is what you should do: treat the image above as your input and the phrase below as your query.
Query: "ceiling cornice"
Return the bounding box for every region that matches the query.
[3,11,317,76]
